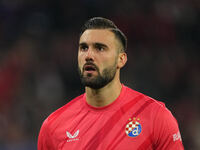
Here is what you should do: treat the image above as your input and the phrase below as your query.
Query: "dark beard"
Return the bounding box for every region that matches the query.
[78,63,117,89]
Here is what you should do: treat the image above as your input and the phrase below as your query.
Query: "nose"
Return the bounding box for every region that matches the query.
[85,48,94,62]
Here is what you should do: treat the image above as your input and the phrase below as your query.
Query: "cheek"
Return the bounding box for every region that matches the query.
[99,57,114,71]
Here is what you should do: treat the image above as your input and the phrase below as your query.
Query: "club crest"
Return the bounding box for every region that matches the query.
[125,117,142,137]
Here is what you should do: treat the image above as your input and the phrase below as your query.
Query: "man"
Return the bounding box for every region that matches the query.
[38,17,184,150]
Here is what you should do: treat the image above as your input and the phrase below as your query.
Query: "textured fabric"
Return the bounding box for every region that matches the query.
[38,85,184,150]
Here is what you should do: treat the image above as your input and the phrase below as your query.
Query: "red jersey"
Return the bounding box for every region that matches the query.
[38,85,184,150]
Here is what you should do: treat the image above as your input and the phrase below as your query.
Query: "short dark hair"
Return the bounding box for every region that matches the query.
[80,17,127,52]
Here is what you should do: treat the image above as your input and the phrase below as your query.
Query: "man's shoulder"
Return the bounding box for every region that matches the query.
[125,85,166,110]
[45,94,85,125]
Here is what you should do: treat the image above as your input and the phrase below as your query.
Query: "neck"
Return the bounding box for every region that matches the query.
[85,76,122,107]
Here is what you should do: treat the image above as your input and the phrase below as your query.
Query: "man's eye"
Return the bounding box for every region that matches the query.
[80,46,88,51]
[96,46,104,51]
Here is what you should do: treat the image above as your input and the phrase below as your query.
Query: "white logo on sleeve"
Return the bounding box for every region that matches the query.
[173,131,182,142]
[66,130,80,142]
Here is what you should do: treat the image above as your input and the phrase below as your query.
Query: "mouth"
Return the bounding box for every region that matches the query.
[83,64,97,73]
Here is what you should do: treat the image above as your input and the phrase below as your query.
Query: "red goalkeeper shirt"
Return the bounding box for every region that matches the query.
[38,85,184,150]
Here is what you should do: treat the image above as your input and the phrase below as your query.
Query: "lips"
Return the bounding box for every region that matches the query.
[83,63,97,73]
[84,65,96,71]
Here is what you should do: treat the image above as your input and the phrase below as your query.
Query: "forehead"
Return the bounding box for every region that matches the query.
[79,29,117,45]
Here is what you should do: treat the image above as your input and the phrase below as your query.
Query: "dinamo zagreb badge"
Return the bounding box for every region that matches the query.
[125,117,142,137]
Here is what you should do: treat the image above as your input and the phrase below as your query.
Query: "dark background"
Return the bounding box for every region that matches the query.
[0,0,199,149]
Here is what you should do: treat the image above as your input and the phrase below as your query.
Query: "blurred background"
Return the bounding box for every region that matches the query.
[0,0,199,149]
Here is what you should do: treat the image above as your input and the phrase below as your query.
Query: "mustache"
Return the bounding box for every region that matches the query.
[83,62,99,71]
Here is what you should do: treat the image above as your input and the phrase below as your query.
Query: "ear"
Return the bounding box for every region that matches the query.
[117,52,127,69]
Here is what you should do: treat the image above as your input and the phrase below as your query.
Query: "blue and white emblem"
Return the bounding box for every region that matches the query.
[125,117,142,137]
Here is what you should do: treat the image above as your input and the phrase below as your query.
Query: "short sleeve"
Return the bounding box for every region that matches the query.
[153,105,184,150]
[38,119,55,150]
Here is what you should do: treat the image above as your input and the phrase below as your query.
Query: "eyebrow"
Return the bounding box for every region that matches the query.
[79,42,108,48]
[79,42,88,47]
[94,43,108,49]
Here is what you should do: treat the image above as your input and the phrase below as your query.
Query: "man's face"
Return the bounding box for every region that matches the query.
[78,29,120,89]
